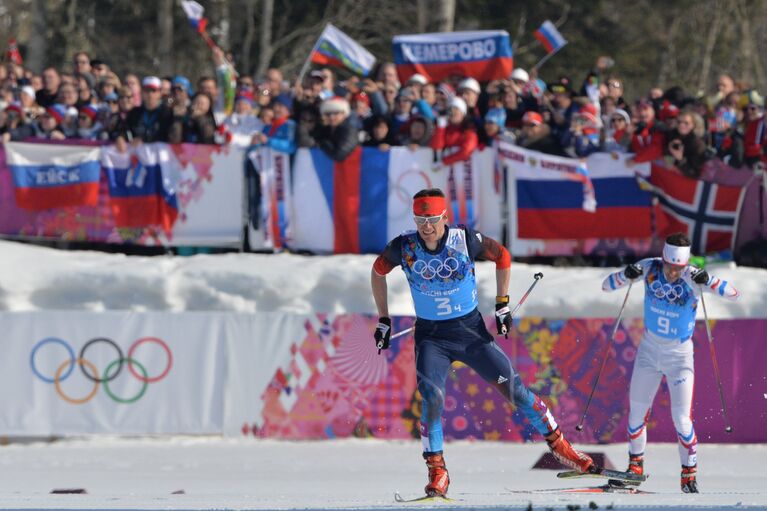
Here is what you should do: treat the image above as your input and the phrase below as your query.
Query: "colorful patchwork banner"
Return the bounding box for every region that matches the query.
[234,314,767,444]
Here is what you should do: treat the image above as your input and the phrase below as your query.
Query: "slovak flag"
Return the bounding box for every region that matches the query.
[534,20,567,55]
[650,163,745,254]
[101,144,180,235]
[310,24,376,77]
[181,0,208,34]
[5,141,101,210]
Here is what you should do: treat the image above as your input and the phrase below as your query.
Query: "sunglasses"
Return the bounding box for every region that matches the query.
[413,210,445,225]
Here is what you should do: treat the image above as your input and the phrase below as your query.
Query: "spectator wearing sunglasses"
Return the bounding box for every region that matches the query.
[73,104,103,140]
[124,76,173,145]
[742,91,767,168]
[313,96,358,161]
[1,103,34,142]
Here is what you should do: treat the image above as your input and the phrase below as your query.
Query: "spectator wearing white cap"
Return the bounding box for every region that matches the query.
[312,96,359,161]
[430,96,478,170]
[123,76,175,145]
[406,73,429,97]
[458,77,484,130]
[19,85,40,118]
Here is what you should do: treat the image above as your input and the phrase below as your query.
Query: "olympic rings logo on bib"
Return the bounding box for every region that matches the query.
[412,257,460,280]
[649,280,685,300]
[29,337,172,405]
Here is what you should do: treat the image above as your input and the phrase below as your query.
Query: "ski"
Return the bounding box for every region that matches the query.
[557,467,648,485]
[561,484,653,494]
[394,491,456,503]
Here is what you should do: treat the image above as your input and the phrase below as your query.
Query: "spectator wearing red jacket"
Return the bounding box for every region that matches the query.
[430,96,478,169]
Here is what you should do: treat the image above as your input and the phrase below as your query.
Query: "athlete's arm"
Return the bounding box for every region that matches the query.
[602,258,653,292]
[371,237,403,316]
[691,268,740,301]
[371,269,389,317]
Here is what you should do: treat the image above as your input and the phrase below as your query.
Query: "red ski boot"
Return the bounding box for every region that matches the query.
[627,454,644,476]
[681,465,699,493]
[546,428,594,473]
[424,453,450,497]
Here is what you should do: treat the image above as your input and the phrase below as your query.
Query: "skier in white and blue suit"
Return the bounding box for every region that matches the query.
[371,188,593,498]
[602,232,740,493]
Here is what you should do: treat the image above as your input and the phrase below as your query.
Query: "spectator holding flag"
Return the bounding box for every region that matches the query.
[742,90,767,168]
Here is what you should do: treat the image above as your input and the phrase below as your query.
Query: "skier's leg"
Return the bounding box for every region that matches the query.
[415,339,451,455]
[663,340,697,492]
[628,339,664,458]
[414,338,452,496]
[458,327,592,473]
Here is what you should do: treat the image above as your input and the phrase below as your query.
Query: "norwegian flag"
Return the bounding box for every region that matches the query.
[650,163,745,254]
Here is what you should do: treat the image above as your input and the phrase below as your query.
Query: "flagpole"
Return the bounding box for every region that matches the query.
[532,44,566,71]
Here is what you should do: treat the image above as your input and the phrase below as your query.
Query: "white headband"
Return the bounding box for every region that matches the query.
[662,243,690,266]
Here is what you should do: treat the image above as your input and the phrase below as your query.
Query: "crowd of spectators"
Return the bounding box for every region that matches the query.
[1,48,767,178]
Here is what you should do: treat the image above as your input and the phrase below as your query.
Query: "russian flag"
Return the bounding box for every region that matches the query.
[310,24,376,77]
[534,20,567,55]
[393,30,512,84]
[504,145,652,239]
[181,0,208,34]
[101,144,179,235]
[291,147,437,254]
[6,141,101,210]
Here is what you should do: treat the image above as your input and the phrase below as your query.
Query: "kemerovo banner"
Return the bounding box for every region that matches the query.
[0,142,243,246]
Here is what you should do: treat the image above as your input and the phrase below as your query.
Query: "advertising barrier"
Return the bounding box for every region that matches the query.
[2,311,763,443]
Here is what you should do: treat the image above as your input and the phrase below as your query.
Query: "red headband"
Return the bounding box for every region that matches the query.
[413,196,447,216]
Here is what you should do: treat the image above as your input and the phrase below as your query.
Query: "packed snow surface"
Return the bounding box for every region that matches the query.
[0,240,765,318]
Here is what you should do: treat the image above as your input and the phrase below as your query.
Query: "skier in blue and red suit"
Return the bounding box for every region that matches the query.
[371,187,593,498]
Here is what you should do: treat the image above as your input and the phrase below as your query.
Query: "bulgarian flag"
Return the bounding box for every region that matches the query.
[310,24,376,76]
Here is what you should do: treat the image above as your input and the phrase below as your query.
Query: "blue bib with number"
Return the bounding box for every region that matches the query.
[643,260,697,340]
[401,228,478,320]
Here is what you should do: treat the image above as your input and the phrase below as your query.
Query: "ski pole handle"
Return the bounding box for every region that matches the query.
[377,326,415,354]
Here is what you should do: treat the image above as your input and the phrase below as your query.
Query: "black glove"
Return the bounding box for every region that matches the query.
[624,263,643,280]
[495,296,512,336]
[374,317,392,350]
[691,268,709,285]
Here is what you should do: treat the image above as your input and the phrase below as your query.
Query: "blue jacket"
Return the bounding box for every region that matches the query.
[262,118,297,154]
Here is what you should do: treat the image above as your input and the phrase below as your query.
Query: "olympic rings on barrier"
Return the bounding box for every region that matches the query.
[412,257,460,280]
[128,337,173,383]
[30,336,172,404]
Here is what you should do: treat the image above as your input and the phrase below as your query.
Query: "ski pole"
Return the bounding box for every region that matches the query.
[700,291,733,433]
[501,272,544,338]
[575,281,633,432]
[377,326,415,354]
